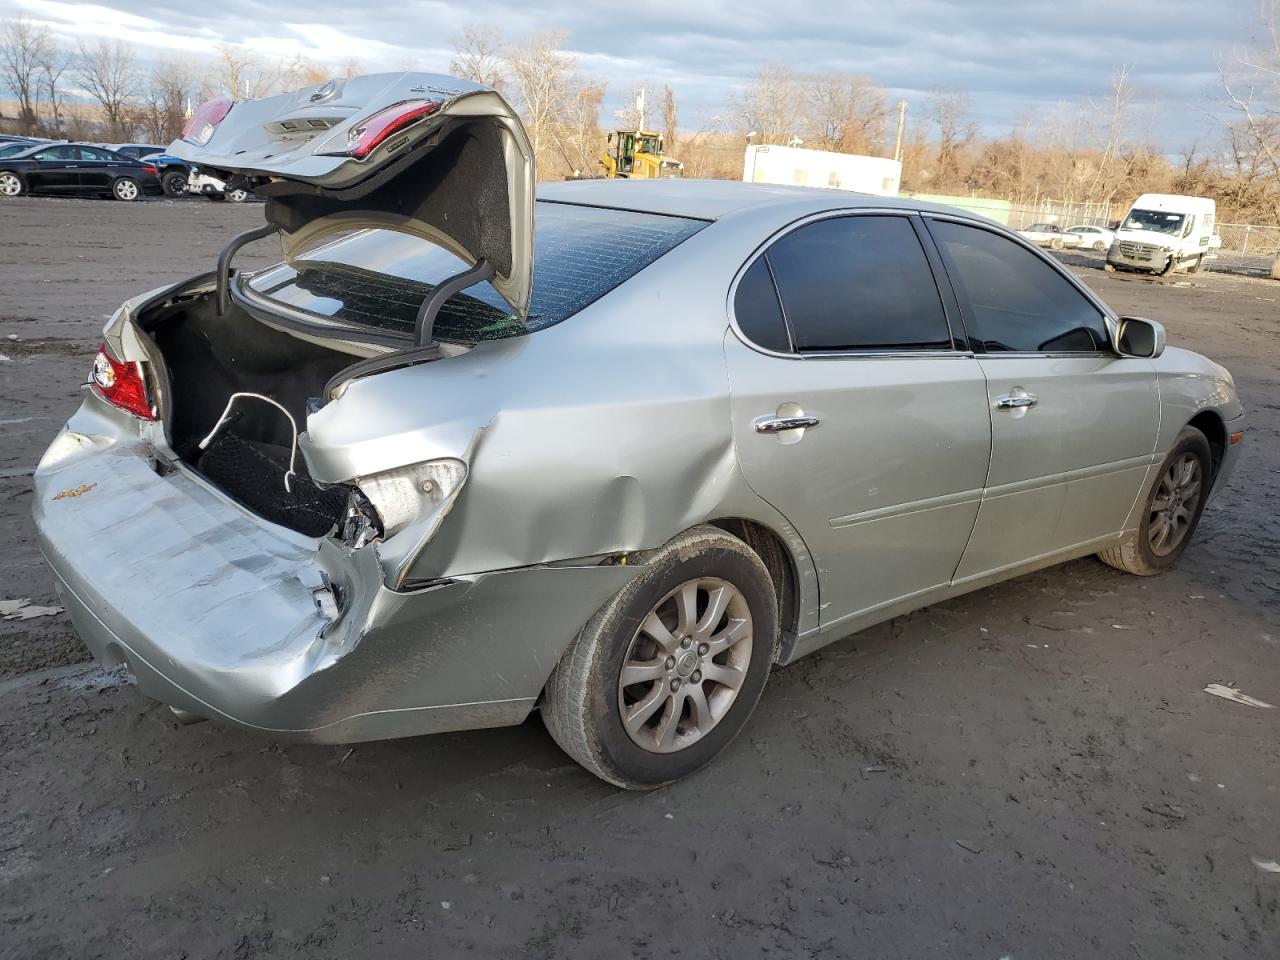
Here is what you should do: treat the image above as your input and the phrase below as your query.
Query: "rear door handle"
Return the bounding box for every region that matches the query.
[995,390,1038,410]
[755,415,821,433]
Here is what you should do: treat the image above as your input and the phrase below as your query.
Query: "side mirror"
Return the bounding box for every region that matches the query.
[1115,316,1166,359]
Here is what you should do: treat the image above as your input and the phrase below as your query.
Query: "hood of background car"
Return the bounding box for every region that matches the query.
[167,73,535,318]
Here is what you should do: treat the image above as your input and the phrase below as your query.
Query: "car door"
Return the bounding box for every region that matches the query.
[76,146,120,192]
[924,217,1160,582]
[26,145,80,191]
[724,213,992,641]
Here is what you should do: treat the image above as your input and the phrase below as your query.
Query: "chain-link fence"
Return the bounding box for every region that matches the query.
[1215,223,1280,258]
[1004,199,1121,231]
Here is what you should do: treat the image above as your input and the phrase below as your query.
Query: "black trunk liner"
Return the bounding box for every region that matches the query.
[195,433,348,537]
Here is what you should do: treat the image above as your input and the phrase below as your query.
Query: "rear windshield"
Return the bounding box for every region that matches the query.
[246,200,706,343]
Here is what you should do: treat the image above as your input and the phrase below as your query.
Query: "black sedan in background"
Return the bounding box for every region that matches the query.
[0,143,161,200]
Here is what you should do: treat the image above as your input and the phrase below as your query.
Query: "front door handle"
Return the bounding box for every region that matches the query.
[995,391,1038,410]
[755,415,821,433]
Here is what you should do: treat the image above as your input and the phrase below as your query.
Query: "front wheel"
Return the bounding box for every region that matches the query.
[0,171,24,197]
[1188,254,1206,274]
[1049,238,1064,250]
[111,177,140,201]
[1098,425,1212,576]
[225,187,249,203]
[1093,240,1107,251]
[542,525,778,789]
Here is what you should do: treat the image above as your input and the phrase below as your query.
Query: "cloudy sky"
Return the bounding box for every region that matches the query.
[1,0,1258,151]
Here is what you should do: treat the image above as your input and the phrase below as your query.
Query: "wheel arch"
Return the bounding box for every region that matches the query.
[706,517,803,662]
[1187,410,1226,479]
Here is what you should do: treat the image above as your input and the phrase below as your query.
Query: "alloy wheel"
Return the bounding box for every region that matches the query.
[0,172,21,196]
[1148,453,1202,556]
[114,179,138,200]
[617,577,753,754]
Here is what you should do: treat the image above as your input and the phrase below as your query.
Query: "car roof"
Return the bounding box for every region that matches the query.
[537,178,993,224]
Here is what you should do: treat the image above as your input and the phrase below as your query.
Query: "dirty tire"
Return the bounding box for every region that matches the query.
[1188,254,1205,274]
[542,525,778,790]
[111,177,140,201]
[1093,240,1107,251]
[161,171,188,197]
[1049,237,1063,250]
[1098,425,1213,576]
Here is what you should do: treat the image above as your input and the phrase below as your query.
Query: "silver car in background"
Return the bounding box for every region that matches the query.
[32,74,1245,789]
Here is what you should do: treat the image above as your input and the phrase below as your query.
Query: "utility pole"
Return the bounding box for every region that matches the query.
[893,99,908,163]
[636,87,647,131]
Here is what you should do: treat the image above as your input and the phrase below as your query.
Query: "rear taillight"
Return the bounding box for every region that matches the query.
[316,99,441,160]
[182,97,234,146]
[90,344,156,420]
[141,164,157,175]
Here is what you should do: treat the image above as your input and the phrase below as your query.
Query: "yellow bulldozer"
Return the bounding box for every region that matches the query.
[600,130,684,179]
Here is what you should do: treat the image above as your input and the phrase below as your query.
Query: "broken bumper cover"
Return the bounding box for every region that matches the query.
[33,418,639,744]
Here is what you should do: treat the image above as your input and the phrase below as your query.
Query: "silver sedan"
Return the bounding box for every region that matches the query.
[32,75,1244,789]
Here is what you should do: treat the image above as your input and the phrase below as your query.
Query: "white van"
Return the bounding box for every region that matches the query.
[1106,193,1220,275]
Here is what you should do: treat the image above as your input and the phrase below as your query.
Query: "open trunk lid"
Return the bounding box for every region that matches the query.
[168,72,534,319]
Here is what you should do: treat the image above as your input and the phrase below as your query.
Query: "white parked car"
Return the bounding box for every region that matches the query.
[1065,224,1115,251]
[187,169,250,202]
[1017,223,1083,250]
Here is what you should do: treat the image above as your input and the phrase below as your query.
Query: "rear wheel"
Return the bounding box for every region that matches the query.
[542,525,778,789]
[161,171,188,197]
[111,177,140,201]
[1049,237,1064,250]
[1098,425,1212,576]
[1092,240,1107,251]
[0,171,24,197]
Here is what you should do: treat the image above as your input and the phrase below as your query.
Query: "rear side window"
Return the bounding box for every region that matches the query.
[247,201,706,343]
[929,220,1110,353]
[761,215,952,352]
[733,257,790,353]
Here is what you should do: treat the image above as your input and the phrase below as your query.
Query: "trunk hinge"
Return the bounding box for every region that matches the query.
[216,222,279,316]
[414,258,495,347]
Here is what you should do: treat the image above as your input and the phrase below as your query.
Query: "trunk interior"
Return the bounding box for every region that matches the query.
[139,291,357,536]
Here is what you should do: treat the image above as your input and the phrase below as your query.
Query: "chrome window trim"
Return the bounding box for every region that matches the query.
[920,211,1122,352]
[726,208,968,362]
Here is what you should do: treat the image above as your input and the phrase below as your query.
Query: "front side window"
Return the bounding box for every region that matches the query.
[247,201,706,344]
[929,220,1110,353]
[760,215,952,352]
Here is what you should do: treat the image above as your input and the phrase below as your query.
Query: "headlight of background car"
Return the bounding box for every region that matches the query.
[338,458,467,548]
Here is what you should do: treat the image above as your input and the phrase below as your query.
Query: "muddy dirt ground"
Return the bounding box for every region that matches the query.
[1,196,1277,959]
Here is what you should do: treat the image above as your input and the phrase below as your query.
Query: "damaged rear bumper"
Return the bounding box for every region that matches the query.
[33,412,640,743]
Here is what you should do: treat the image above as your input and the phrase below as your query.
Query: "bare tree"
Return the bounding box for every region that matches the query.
[211,42,278,99]
[140,60,195,143]
[807,74,888,155]
[615,83,646,130]
[732,65,806,145]
[1221,0,1280,189]
[449,25,506,92]
[38,41,74,136]
[76,39,142,140]
[927,89,975,189]
[506,30,576,163]
[0,14,54,134]
[280,55,331,90]
[561,80,605,175]
[661,84,678,152]
[1082,66,1135,205]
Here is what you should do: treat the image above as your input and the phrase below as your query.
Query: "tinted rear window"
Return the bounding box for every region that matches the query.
[247,201,706,343]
